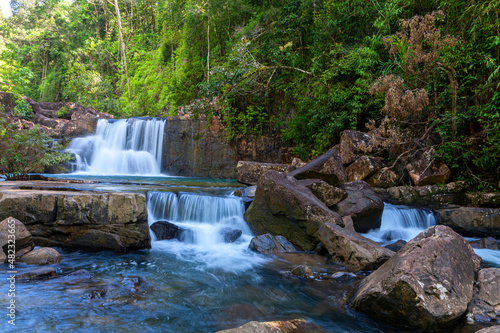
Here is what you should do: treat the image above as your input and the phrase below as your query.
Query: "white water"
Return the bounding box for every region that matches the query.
[363,203,436,244]
[67,118,166,175]
[147,191,265,272]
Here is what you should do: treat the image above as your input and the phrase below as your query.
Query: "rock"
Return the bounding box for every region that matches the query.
[475,326,500,333]
[331,272,357,281]
[288,147,346,185]
[298,179,348,207]
[242,185,257,209]
[61,113,99,138]
[467,268,500,322]
[236,161,295,185]
[330,181,384,233]
[346,156,385,182]
[150,221,182,240]
[0,217,35,257]
[291,265,316,279]
[220,227,242,243]
[121,276,146,292]
[470,237,500,250]
[465,192,500,208]
[244,170,344,251]
[18,247,62,265]
[291,157,306,168]
[216,319,326,333]
[61,269,92,282]
[0,250,6,263]
[379,181,466,206]
[406,148,451,186]
[318,222,394,271]
[384,240,407,252]
[233,189,243,197]
[366,167,398,188]
[0,189,150,251]
[17,267,57,282]
[436,207,500,237]
[339,130,377,165]
[351,225,481,330]
[249,234,296,254]
[81,287,107,300]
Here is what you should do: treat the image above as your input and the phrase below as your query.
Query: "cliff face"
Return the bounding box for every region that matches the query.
[162,116,287,179]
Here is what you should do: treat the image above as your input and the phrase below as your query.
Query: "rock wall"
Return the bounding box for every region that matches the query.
[162,116,287,179]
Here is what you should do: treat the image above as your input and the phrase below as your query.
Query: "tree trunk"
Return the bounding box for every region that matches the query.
[114,0,134,116]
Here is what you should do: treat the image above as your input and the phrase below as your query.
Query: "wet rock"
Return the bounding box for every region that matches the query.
[121,276,146,292]
[476,326,500,333]
[241,185,257,209]
[331,272,357,281]
[236,161,295,185]
[406,148,451,186]
[0,217,35,257]
[233,189,243,197]
[291,265,316,279]
[346,156,385,182]
[150,221,182,240]
[366,167,398,188]
[330,181,384,233]
[384,240,407,252]
[436,207,500,237]
[318,222,394,271]
[0,190,150,251]
[298,179,347,207]
[351,225,481,330]
[288,148,346,186]
[61,113,99,139]
[220,227,242,243]
[467,268,500,322]
[470,237,500,250]
[18,247,62,265]
[17,267,57,282]
[216,319,326,333]
[81,287,108,300]
[339,130,377,165]
[61,269,92,283]
[249,234,296,254]
[244,171,344,251]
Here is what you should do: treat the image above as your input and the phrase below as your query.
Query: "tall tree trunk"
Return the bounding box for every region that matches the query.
[114,0,133,116]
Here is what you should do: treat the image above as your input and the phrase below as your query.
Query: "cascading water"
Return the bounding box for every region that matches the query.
[363,203,436,245]
[67,118,166,175]
[147,191,264,272]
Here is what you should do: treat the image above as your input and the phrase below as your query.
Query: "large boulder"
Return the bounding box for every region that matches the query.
[0,189,150,251]
[297,179,347,207]
[436,207,500,237]
[0,217,35,257]
[330,181,384,233]
[60,113,99,138]
[288,148,346,186]
[406,148,451,186]
[244,171,344,251]
[220,227,242,243]
[366,167,398,188]
[248,234,296,254]
[18,247,62,265]
[351,225,481,330]
[150,221,182,240]
[467,268,500,322]
[236,161,295,185]
[339,130,377,165]
[317,222,394,271]
[346,156,385,182]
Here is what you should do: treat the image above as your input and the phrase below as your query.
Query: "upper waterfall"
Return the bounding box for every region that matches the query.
[67,118,166,175]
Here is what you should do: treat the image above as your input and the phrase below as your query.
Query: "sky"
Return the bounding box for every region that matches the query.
[0,0,12,18]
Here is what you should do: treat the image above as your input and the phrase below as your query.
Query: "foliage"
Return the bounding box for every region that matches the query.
[0,119,72,180]
[12,98,33,120]
[56,105,70,118]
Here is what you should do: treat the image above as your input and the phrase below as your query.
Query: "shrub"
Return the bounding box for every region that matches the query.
[12,98,33,120]
[56,105,71,118]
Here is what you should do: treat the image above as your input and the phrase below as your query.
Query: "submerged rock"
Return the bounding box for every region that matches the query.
[61,269,92,283]
[318,222,394,271]
[220,227,242,243]
[291,265,316,279]
[244,170,344,251]
[216,319,326,333]
[330,181,384,233]
[351,225,481,330]
[249,234,296,254]
[17,267,57,282]
[18,247,62,265]
[467,268,500,322]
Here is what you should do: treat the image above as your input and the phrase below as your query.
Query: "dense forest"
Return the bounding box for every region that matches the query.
[0,0,499,187]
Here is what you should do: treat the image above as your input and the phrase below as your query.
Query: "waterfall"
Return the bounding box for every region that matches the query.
[147,191,262,271]
[67,118,166,175]
[363,203,436,244]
